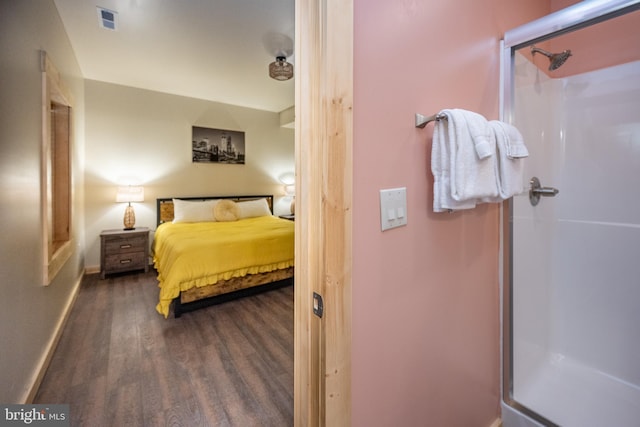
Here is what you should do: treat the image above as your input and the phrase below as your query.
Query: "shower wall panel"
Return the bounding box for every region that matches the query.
[510,52,640,425]
[550,60,640,384]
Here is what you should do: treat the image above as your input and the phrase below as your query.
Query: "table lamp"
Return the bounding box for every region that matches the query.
[116,185,144,230]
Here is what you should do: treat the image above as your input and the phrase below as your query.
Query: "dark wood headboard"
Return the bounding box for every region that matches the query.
[156,195,274,226]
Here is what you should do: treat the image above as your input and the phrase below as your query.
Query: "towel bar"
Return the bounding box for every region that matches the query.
[415,113,447,128]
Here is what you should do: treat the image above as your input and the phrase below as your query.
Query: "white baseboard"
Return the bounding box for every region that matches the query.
[22,274,82,403]
[84,265,100,274]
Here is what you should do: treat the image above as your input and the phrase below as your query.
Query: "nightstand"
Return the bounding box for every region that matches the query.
[100,227,150,279]
[279,214,295,221]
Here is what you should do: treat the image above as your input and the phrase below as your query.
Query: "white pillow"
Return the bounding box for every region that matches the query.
[237,198,272,219]
[172,199,218,223]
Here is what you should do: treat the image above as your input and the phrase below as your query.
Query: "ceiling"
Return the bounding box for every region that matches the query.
[53,0,295,113]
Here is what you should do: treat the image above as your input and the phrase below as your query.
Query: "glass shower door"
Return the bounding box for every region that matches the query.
[503,3,640,426]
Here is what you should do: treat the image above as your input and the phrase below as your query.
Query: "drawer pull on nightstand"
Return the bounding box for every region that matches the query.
[120,244,132,249]
[120,259,132,264]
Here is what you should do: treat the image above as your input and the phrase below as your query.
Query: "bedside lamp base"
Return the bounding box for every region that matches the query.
[123,204,136,230]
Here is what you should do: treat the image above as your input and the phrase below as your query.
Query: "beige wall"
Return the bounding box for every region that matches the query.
[0,0,293,402]
[0,0,86,403]
[351,0,549,425]
[84,80,295,269]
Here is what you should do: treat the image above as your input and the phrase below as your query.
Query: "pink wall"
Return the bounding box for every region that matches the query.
[526,1,640,79]
[352,1,549,425]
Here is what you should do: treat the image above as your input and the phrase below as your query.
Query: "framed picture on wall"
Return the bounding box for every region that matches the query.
[192,126,245,164]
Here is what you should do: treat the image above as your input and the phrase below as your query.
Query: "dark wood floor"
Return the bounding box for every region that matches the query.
[34,270,294,427]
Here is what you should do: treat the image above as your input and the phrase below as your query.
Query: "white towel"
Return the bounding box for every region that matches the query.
[502,122,529,159]
[431,115,476,212]
[489,120,528,199]
[431,109,499,212]
[460,110,494,160]
[447,109,499,202]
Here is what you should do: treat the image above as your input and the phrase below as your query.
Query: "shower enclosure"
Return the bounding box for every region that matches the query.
[501,2,640,426]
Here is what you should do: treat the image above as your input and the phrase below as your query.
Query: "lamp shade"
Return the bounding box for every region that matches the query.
[116,186,144,203]
[269,56,294,81]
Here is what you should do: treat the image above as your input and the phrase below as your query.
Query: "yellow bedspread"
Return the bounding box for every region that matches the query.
[153,216,294,317]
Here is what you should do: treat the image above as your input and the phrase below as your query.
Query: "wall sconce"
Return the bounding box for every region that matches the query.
[284,184,295,214]
[116,185,144,230]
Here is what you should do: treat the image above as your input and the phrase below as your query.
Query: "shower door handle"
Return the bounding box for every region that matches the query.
[529,176,559,206]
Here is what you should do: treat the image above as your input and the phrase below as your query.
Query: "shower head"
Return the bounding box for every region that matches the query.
[530,46,572,71]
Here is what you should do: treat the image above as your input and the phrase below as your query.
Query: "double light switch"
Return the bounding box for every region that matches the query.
[380,187,407,231]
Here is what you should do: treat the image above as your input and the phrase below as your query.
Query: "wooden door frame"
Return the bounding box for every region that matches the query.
[294,0,353,425]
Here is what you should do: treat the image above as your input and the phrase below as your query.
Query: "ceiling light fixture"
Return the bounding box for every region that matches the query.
[269,56,294,81]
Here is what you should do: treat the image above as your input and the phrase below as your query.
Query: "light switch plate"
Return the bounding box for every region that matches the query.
[380,187,407,231]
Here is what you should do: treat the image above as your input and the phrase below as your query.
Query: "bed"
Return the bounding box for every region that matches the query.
[153,195,294,318]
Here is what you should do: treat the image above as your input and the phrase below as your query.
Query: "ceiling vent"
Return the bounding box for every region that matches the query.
[97,7,118,31]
